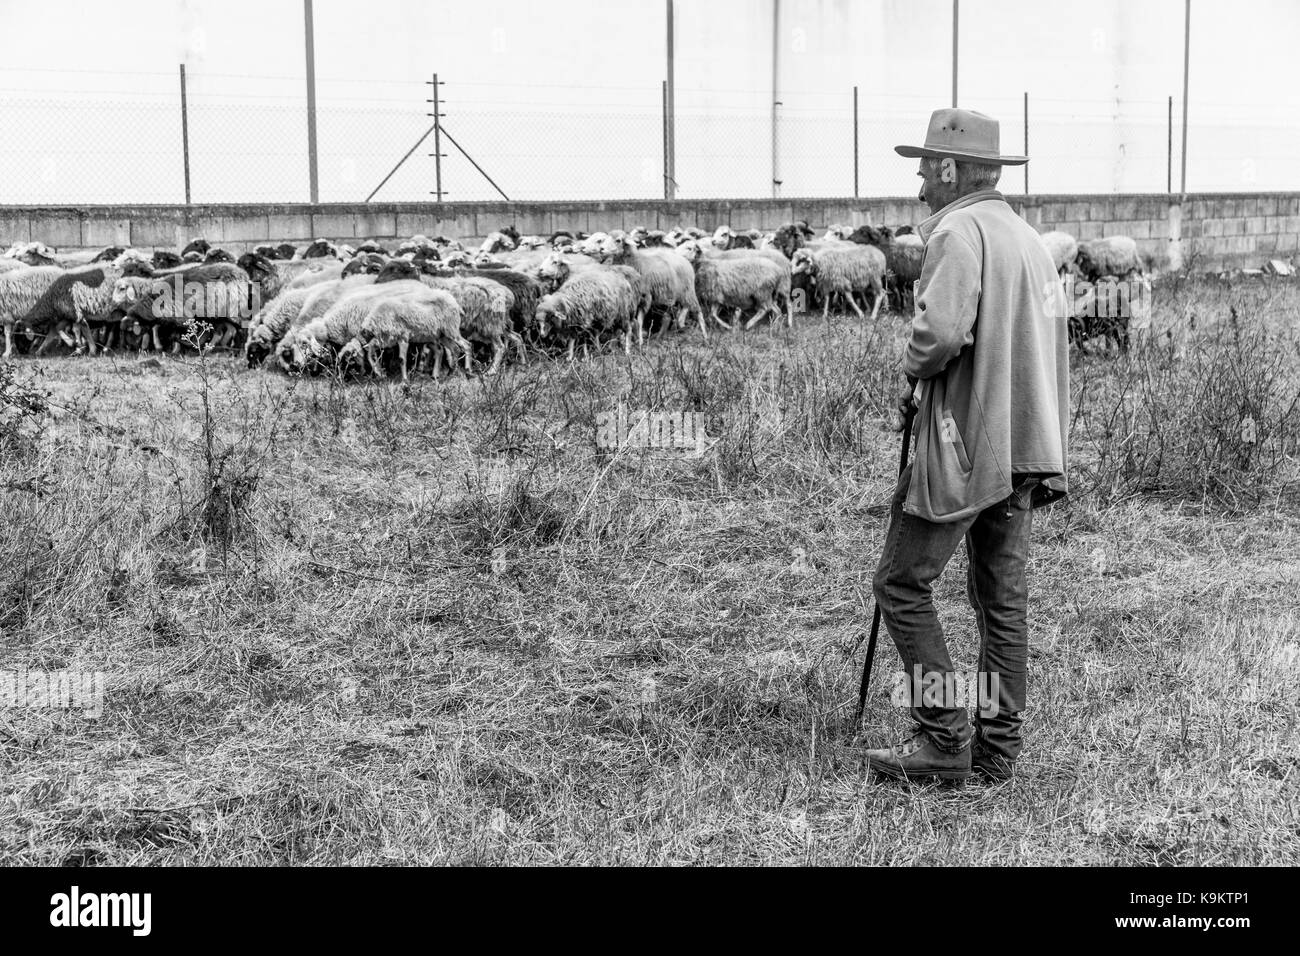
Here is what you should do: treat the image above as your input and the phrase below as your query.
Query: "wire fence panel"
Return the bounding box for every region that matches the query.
[0,97,183,204]
[3,70,1298,206]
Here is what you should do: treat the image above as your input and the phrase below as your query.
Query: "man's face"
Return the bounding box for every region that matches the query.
[917,158,957,214]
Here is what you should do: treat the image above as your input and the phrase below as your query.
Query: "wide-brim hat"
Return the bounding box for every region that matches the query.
[895,108,1027,165]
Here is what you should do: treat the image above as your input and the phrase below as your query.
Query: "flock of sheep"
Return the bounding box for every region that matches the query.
[0,221,1145,377]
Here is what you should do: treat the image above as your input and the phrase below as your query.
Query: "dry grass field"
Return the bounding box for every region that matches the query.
[2,275,1298,865]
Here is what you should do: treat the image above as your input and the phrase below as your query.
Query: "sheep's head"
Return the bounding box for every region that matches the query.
[181,238,210,258]
[152,250,182,269]
[628,227,649,247]
[375,260,420,284]
[675,239,707,265]
[711,225,734,250]
[237,252,276,280]
[110,278,138,306]
[442,250,472,269]
[205,248,235,264]
[16,242,57,266]
[790,249,818,276]
[772,225,803,258]
[535,297,560,338]
[302,239,337,259]
[824,224,850,241]
[535,253,570,291]
[91,246,125,263]
[245,326,275,368]
[293,333,331,372]
[474,250,504,269]
[519,235,547,250]
[337,337,365,370]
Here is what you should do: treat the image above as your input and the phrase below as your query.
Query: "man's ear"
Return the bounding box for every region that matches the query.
[940,157,957,184]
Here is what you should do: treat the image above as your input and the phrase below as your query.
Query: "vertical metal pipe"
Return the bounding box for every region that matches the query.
[853,85,859,198]
[663,80,670,200]
[1180,0,1190,194]
[179,64,192,205]
[666,0,676,200]
[1168,95,1173,193]
[1023,91,1029,195]
[951,0,959,108]
[304,0,319,203]
[771,0,780,198]
[431,73,443,202]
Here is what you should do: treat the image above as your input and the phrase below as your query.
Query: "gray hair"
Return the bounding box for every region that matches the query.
[922,156,1003,192]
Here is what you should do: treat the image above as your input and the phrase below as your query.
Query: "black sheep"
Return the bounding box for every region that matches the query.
[181,238,210,258]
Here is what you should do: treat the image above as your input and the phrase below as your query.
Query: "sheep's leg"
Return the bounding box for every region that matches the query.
[34,328,57,356]
[711,305,732,331]
[869,281,883,321]
[152,326,164,353]
[566,338,576,363]
[398,340,410,383]
[488,336,505,375]
[822,292,831,321]
[3,322,12,360]
[694,306,709,343]
[847,291,866,321]
[744,303,772,331]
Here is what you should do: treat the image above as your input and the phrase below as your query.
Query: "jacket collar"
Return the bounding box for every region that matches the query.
[917,189,1006,242]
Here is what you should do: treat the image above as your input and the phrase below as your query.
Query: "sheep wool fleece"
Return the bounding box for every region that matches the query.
[904,189,1069,523]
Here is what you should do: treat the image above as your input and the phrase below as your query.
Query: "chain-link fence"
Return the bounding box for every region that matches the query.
[2,68,1297,205]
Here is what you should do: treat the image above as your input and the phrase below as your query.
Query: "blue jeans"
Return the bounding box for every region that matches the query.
[872,463,1035,759]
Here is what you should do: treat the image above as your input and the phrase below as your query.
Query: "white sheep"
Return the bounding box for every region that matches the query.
[790,244,886,321]
[279,280,428,373]
[1,266,65,358]
[676,239,793,334]
[1076,236,1143,280]
[535,267,641,360]
[1040,231,1079,274]
[339,288,470,381]
[598,236,703,339]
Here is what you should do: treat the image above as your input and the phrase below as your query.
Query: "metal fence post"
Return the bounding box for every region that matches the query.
[179,64,192,205]
[771,0,781,198]
[663,80,671,200]
[303,0,319,203]
[666,0,676,200]
[1023,91,1029,195]
[1168,95,1173,193]
[428,73,444,201]
[1180,0,1190,194]
[853,85,859,198]
[952,0,959,107]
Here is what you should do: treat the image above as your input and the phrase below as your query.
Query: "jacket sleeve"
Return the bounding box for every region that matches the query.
[903,228,982,380]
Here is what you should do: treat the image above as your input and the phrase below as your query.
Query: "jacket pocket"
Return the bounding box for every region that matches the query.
[939,411,973,473]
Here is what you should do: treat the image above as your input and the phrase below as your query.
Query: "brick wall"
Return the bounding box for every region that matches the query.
[3,193,1298,273]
